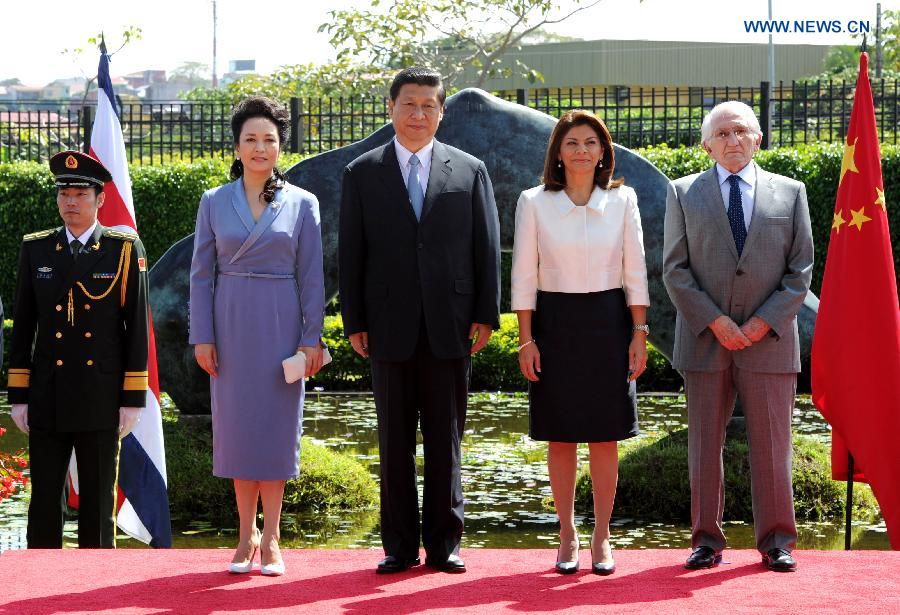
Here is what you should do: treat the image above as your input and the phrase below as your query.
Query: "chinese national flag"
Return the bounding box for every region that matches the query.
[811,52,900,549]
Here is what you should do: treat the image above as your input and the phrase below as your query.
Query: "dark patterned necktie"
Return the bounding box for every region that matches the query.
[727,175,747,256]
[70,239,83,261]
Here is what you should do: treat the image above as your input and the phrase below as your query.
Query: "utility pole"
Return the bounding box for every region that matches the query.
[875,3,883,79]
[765,0,775,144]
[212,0,219,88]
[767,0,775,88]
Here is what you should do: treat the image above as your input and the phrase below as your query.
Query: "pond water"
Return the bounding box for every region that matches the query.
[0,391,889,552]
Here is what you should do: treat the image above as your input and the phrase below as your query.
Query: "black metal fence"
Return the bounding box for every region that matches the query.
[2,79,897,164]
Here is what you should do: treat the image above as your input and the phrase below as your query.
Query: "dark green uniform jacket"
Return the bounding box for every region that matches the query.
[7,224,149,432]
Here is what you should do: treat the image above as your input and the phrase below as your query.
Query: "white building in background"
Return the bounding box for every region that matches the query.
[221,59,256,85]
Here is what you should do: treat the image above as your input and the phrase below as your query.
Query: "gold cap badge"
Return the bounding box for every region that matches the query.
[65,155,78,169]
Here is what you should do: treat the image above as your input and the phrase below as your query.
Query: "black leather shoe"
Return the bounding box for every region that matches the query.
[762,548,797,572]
[376,555,421,574]
[426,554,466,573]
[684,546,722,569]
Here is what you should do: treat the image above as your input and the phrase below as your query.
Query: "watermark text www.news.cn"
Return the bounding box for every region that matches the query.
[743,19,871,34]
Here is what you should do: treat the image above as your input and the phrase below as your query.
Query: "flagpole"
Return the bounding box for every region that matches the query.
[845,453,855,550]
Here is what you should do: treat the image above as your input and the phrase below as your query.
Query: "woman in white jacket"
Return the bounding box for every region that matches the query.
[511,110,650,576]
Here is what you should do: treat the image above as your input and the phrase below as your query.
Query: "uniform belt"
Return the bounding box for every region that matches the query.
[218,271,295,279]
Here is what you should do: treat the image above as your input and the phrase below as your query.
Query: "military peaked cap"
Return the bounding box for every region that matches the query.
[49,151,113,188]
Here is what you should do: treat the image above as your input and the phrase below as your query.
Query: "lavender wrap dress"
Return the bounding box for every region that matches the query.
[188,178,325,480]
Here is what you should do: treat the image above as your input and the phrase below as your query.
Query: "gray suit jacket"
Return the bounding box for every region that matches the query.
[662,163,814,373]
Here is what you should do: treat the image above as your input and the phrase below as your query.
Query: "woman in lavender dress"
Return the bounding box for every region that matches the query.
[189,97,325,576]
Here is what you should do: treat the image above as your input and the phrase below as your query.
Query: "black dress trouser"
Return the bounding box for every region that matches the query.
[370,325,470,561]
[27,428,120,548]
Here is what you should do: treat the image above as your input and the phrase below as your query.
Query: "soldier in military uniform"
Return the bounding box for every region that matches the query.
[7,150,149,548]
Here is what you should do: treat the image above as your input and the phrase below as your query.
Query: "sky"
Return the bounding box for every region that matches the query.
[2,0,890,86]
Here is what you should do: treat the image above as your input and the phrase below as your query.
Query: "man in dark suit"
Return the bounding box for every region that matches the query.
[663,102,813,572]
[339,67,501,573]
[8,150,149,548]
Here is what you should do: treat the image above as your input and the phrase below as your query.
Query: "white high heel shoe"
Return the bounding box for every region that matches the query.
[228,529,260,574]
[260,561,286,576]
[261,539,285,576]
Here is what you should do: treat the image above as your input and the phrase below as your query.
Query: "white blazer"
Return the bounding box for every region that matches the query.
[511,184,650,311]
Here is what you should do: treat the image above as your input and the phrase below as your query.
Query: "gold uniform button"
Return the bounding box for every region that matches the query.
[56,305,62,312]
[56,359,63,366]
[85,332,92,338]
[86,360,94,366]
[84,304,91,310]
[55,332,62,339]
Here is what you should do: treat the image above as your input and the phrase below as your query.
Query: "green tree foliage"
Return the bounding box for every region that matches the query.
[806,10,899,81]
[60,26,144,105]
[320,0,605,88]
[182,60,388,105]
[171,61,211,84]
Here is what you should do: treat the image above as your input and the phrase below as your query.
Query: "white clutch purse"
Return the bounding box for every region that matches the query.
[282,347,333,384]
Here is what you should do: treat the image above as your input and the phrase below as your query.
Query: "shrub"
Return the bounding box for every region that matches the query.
[574,427,879,522]
[163,413,377,525]
[642,142,900,295]
[1,319,10,386]
[311,313,681,392]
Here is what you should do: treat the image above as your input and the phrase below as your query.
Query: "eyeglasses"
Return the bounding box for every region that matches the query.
[711,128,755,141]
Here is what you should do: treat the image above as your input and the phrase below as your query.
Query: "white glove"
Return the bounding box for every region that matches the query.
[118,407,142,439]
[11,404,28,435]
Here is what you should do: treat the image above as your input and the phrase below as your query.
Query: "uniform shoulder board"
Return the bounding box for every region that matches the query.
[22,228,58,242]
[103,229,139,242]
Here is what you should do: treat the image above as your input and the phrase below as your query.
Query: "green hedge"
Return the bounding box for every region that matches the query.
[0,160,231,310]
[310,313,682,392]
[574,428,879,523]
[2,319,9,386]
[165,413,377,525]
[2,144,896,310]
[641,143,900,296]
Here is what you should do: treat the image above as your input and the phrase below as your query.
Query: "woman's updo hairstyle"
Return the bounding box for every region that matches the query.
[230,96,290,203]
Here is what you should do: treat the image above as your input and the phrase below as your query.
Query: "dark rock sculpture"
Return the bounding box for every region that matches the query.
[149,88,818,413]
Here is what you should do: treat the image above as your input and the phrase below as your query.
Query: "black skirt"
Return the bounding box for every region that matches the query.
[528,289,639,443]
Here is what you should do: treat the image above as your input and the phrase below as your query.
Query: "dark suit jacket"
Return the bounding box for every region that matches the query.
[7,224,150,431]
[339,139,501,362]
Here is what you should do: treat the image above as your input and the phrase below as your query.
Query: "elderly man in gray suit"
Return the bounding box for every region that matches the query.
[663,101,813,572]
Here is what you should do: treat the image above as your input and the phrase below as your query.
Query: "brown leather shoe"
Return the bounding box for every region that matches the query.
[762,548,797,572]
[685,546,722,569]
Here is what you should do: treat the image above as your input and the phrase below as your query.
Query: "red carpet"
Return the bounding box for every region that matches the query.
[1,549,898,614]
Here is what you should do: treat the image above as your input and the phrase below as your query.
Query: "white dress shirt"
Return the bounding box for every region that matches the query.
[394,138,433,194]
[511,184,650,310]
[715,162,756,231]
[65,221,98,249]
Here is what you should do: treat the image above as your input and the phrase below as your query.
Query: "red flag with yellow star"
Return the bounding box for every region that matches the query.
[811,52,900,549]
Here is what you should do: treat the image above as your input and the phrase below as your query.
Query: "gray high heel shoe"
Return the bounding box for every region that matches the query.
[591,538,616,576]
[555,540,580,574]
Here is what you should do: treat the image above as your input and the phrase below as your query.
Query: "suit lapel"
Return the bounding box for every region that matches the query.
[420,140,451,223]
[740,162,775,263]
[696,167,739,261]
[378,143,419,227]
[231,179,257,233]
[55,224,107,301]
[229,186,286,265]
